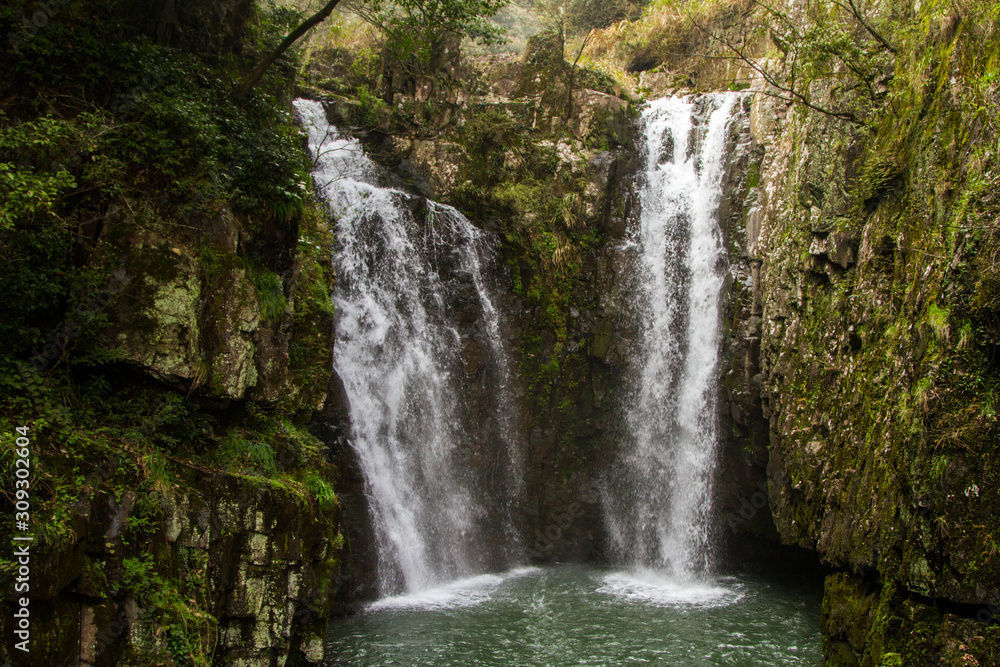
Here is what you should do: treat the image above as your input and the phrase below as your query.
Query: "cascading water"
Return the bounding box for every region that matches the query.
[604,93,745,581]
[294,99,522,596]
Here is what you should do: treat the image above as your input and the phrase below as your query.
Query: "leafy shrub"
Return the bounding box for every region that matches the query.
[306,473,338,510]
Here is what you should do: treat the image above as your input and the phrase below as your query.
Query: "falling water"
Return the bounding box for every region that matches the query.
[294,99,522,595]
[604,94,745,580]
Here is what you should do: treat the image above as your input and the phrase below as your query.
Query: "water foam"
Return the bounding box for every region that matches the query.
[597,570,744,608]
[367,567,542,611]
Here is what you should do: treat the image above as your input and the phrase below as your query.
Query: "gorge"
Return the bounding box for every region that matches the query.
[311,86,818,666]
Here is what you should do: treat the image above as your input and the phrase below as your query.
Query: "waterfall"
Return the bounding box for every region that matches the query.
[294,99,522,595]
[604,94,744,581]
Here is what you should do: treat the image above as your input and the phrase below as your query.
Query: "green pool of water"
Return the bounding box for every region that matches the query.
[324,565,822,666]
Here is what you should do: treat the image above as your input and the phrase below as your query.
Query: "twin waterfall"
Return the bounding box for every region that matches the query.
[296,93,745,596]
[605,94,743,580]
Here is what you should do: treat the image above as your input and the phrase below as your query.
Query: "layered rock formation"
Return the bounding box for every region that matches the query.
[0,1,343,664]
[694,2,1000,664]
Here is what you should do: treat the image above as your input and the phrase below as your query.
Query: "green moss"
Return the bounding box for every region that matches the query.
[746,161,761,189]
[756,2,1000,662]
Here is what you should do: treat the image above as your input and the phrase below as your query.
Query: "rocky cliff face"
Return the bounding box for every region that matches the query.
[0,188,343,667]
[704,2,1000,664]
[0,1,344,664]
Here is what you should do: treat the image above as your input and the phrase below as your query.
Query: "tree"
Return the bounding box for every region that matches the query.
[354,0,508,60]
[239,0,509,100]
[534,0,641,118]
[686,0,901,126]
[349,0,509,101]
[564,0,645,32]
[239,0,344,94]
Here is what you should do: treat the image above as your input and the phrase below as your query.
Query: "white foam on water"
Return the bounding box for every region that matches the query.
[367,567,542,612]
[367,573,505,611]
[506,566,543,578]
[597,570,744,608]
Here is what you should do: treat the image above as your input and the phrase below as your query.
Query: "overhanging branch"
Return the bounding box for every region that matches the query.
[238,0,343,96]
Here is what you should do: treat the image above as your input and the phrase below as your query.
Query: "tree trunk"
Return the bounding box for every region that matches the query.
[237,0,342,95]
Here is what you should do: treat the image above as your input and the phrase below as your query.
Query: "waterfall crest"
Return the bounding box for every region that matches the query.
[604,94,745,580]
[294,99,522,595]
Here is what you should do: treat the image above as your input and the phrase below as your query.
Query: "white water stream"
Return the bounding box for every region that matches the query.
[295,99,522,595]
[605,94,744,580]
[297,91,745,596]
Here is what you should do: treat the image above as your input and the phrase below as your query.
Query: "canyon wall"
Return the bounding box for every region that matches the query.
[686,2,1000,664]
[3,0,998,664]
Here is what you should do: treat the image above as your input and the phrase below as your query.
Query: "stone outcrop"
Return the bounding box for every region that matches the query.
[0,190,342,665]
[0,3,342,663]
[22,473,339,666]
[102,204,329,411]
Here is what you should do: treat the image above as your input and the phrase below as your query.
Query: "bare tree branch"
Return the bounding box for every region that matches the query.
[685,4,869,127]
[834,0,898,54]
[566,30,594,119]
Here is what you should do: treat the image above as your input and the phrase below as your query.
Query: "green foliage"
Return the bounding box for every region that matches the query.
[0,111,116,355]
[306,473,338,509]
[926,302,950,341]
[0,1,318,363]
[218,432,278,475]
[355,85,390,128]
[0,162,75,230]
[120,551,216,666]
[584,0,748,92]
[754,6,1000,664]
[759,0,900,124]
[561,0,646,32]
[360,0,510,64]
[248,266,288,321]
[287,209,336,396]
[120,555,158,598]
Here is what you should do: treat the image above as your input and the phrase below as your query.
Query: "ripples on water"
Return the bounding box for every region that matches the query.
[324,565,822,666]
